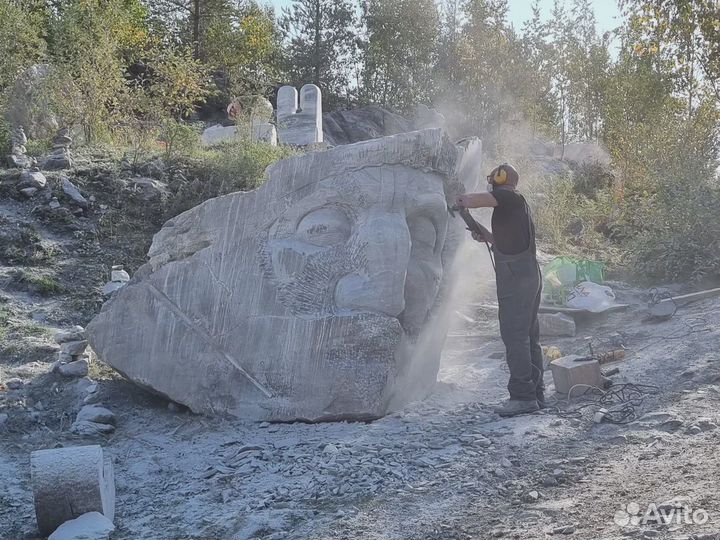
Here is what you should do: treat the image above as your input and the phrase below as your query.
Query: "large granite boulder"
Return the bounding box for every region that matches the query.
[322,105,412,146]
[87,128,482,421]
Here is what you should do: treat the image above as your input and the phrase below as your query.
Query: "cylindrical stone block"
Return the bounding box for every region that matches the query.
[30,445,115,536]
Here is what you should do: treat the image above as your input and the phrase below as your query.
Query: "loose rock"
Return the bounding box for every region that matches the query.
[61,177,88,208]
[6,378,24,390]
[76,405,116,426]
[70,421,115,436]
[48,511,115,540]
[55,327,86,344]
[60,341,89,356]
[58,359,89,378]
[19,170,47,189]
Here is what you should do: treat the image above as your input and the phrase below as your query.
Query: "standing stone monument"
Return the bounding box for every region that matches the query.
[277,84,323,146]
[8,126,34,168]
[87,128,482,421]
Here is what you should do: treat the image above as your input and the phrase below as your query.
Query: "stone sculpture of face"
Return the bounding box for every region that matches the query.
[87,128,475,421]
[262,165,450,338]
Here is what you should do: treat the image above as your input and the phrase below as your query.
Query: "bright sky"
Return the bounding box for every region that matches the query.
[264,0,623,36]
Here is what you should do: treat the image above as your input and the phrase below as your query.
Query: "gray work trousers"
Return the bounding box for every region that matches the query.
[495,256,544,401]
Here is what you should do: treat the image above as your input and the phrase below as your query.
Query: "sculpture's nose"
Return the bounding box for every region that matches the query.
[334,211,410,317]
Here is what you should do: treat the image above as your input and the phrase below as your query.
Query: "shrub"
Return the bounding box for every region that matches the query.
[533,175,616,258]
[165,140,296,218]
[160,120,203,160]
[627,181,720,283]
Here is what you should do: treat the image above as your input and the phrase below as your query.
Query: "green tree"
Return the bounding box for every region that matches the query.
[203,2,281,97]
[517,0,559,138]
[451,0,512,141]
[146,0,225,59]
[360,0,439,112]
[279,0,358,108]
[432,0,463,107]
[43,0,148,143]
[621,0,720,115]
[0,0,47,92]
[120,43,212,163]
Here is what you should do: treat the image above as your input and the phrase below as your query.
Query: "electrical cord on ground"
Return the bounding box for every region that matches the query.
[648,287,677,319]
[634,316,711,352]
[543,382,660,424]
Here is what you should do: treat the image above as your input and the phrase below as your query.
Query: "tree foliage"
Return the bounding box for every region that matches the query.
[0,0,47,92]
[279,0,357,108]
[360,0,439,112]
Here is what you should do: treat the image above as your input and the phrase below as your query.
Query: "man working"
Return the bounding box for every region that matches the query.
[455,163,543,417]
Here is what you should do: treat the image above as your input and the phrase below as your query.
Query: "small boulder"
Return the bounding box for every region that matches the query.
[539,312,576,337]
[70,420,115,436]
[55,326,86,344]
[76,405,116,426]
[43,149,73,170]
[138,158,166,179]
[8,153,34,168]
[20,187,38,198]
[132,177,169,201]
[58,359,89,378]
[110,269,129,283]
[48,512,115,540]
[60,340,88,355]
[61,177,88,208]
[5,378,23,390]
[19,170,47,189]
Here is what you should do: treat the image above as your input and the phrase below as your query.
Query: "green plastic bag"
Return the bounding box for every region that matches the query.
[542,256,605,305]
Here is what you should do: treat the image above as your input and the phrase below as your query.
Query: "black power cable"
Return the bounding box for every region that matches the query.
[544,383,660,424]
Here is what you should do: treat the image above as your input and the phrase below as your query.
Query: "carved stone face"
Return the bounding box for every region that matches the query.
[87,129,479,421]
[263,166,449,338]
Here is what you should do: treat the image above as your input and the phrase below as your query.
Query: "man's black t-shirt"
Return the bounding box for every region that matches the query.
[491,188,535,255]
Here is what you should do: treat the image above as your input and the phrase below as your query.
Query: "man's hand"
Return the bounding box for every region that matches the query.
[471,230,486,243]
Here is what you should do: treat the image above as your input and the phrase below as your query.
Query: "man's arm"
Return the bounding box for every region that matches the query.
[456,192,498,208]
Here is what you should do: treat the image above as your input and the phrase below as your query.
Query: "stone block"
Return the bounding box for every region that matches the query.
[277,84,323,145]
[87,129,476,421]
[201,124,239,146]
[550,355,602,396]
[252,123,277,145]
[538,312,576,337]
[31,445,115,536]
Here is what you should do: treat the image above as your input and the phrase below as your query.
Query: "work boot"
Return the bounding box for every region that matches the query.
[493,399,539,417]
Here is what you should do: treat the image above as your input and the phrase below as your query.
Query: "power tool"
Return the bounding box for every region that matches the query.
[448,203,495,270]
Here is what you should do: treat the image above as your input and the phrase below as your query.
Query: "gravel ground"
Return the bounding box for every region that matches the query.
[2,160,720,540]
[3,286,720,540]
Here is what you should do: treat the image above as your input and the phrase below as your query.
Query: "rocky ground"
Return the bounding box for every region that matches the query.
[2,154,720,540]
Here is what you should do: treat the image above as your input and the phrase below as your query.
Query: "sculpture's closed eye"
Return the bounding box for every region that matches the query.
[296,207,352,247]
